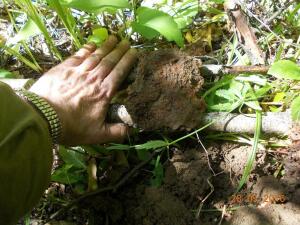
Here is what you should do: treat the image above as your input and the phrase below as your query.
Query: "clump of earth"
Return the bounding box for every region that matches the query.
[122,49,206,131]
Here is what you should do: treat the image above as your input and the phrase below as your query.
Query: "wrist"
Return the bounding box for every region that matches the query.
[15,89,62,144]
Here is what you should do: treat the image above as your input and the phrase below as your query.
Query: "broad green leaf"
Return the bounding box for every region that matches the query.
[203,75,234,98]
[268,60,300,80]
[236,74,267,86]
[59,146,86,169]
[173,1,198,29]
[254,84,272,98]
[8,19,41,45]
[135,140,167,150]
[208,102,238,111]
[215,89,236,101]
[244,82,262,111]
[59,0,130,12]
[244,100,262,111]
[291,95,300,121]
[273,92,285,102]
[230,80,244,98]
[133,7,184,47]
[0,69,16,78]
[52,164,85,184]
[270,92,285,112]
[87,27,109,46]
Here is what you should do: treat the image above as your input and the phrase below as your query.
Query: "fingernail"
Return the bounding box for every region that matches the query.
[86,42,97,48]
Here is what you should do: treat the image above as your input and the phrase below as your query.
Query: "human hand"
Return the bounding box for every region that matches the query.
[30,36,137,146]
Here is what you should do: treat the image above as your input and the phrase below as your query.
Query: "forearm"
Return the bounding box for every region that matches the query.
[0,81,53,225]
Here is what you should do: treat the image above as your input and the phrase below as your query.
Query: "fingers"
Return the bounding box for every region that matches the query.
[101,48,137,98]
[90,40,130,81]
[63,43,97,67]
[92,123,129,144]
[78,35,118,72]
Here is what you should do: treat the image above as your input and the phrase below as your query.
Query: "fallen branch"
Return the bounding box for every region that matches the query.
[109,105,292,135]
[200,64,270,76]
[1,79,293,135]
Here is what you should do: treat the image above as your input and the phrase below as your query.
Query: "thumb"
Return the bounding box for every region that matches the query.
[99,123,129,143]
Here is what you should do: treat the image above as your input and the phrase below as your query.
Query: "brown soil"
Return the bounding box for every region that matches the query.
[110,144,300,225]
[40,143,300,225]
[123,49,206,131]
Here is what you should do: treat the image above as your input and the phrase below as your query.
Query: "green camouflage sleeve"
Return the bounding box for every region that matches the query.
[0,81,53,225]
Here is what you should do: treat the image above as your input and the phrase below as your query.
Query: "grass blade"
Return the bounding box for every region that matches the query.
[237,110,262,192]
[47,0,82,49]
[15,0,62,60]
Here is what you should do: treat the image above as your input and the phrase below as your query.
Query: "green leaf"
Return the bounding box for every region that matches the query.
[87,27,109,46]
[133,7,184,47]
[237,110,262,191]
[135,140,167,150]
[215,89,237,101]
[150,156,164,187]
[173,1,199,29]
[291,95,300,121]
[229,80,244,99]
[208,102,237,111]
[136,149,152,161]
[47,0,82,48]
[59,146,86,169]
[203,75,234,98]
[244,100,262,111]
[254,84,272,98]
[268,60,300,80]
[52,164,85,184]
[244,82,262,111]
[0,69,16,78]
[236,74,267,86]
[106,143,132,150]
[8,19,41,45]
[59,0,130,12]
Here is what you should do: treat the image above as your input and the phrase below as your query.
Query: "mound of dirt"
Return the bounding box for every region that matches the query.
[124,49,206,131]
[115,144,300,225]
[119,148,212,225]
[45,144,300,225]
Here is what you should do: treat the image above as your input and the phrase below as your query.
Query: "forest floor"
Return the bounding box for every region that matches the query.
[33,141,300,225]
[0,0,300,225]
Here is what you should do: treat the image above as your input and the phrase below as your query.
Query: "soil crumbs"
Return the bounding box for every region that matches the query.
[123,49,206,131]
[45,142,300,225]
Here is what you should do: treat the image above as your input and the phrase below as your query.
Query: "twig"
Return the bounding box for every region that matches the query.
[196,177,214,219]
[196,132,216,175]
[50,151,158,220]
[200,65,270,76]
[218,205,227,225]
